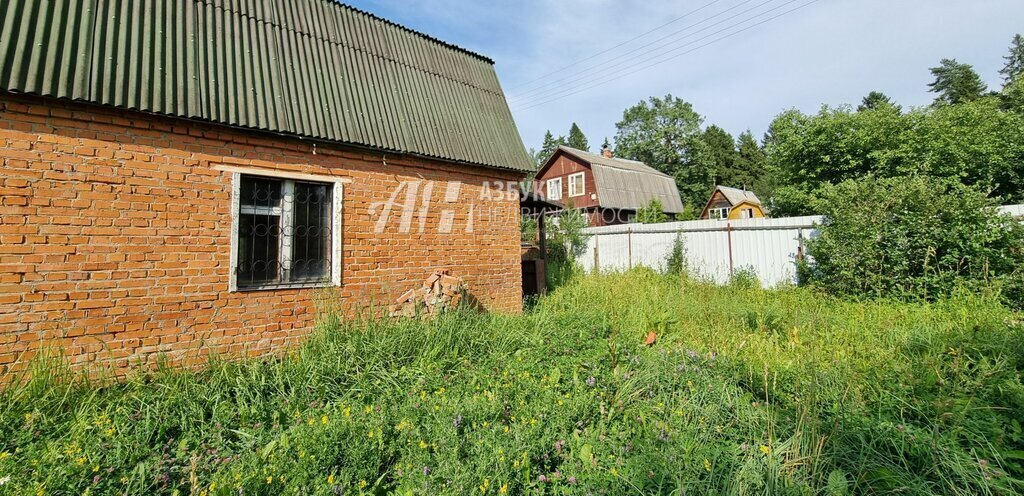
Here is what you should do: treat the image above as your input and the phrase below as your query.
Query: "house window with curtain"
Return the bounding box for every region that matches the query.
[568,172,585,197]
[546,177,563,201]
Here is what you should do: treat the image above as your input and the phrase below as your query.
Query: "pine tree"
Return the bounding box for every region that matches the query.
[700,125,739,187]
[928,58,988,106]
[539,130,565,164]
[735,131,769,195]
[1001,34,1024,85]
[566,122,589,151]
[858,91,899,112]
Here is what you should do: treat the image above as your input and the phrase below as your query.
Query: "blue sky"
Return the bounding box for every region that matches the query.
[346,0,1023,152]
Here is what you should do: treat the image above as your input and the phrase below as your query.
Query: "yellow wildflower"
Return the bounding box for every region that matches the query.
[343,407,351,418]
[499,483,508,494]
[419,440,428,449]
[479,478,490,493]
[328,474,335,484]
[368,430,375,438]
[358,480,368,489]
[704,459,711,472]
[93,465,100,473]
[266,476,273,484]
[0,452,9,461]
[759,445,771,455]
[364,406,373,414]
[321,415,329,425]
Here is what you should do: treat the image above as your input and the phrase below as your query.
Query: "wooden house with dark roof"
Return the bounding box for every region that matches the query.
[534,145,684,226]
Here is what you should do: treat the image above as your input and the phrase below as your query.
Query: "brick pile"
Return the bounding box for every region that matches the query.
[388,269,466,318]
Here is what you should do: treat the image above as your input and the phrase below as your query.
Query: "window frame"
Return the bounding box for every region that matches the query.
[546,177,563,201]
[709,207,730,220]
[228,169,345,292]
[568,172,585,197]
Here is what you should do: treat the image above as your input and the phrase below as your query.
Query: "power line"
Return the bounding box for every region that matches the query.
[509,0,766,103]
[511,0,802,108]
[512,0,820,112]
[507,0,727,92]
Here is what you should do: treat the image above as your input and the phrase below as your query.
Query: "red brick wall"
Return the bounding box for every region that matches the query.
[0,94,524,377]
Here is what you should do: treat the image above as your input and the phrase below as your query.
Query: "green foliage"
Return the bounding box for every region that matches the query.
[858,91,899,112]
[566,122,589,151]
[701,125,740,187]
[636,198,669,224]
[1001,33,1024,84]
[538,130,566,166]
[734,130,771,196]
[520,214,538,244]
[764,99,1024,206]
[664,234,687,275]
[802,176,1024,302]
[928,58,988,106]
[613,94,714,208]
[3,271,1023,495]
[546,204,589,289]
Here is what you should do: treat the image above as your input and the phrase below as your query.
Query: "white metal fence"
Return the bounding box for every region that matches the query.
[578,205,1024,287]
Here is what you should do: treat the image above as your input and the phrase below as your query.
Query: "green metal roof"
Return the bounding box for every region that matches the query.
[0,0,532,172]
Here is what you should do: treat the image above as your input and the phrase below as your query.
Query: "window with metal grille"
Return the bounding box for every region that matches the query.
[234,174,335,290]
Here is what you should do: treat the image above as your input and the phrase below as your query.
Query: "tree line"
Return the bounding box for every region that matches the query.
[530,34,1024,216]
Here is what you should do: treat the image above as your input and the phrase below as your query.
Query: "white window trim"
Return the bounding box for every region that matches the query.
[546,177,563,201]
[228,170,344,292]
[708,207,730,220]
[568,172,585,197]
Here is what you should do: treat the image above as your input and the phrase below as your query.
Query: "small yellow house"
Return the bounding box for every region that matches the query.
[700,186,766,220]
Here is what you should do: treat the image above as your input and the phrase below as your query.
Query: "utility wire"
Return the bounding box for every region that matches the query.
[511,0,801,108]
[508,0,727,92]
[509,0,764,103]
[512,0,819,112]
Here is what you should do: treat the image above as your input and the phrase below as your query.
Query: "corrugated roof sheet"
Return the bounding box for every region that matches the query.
[716,186,762,206]
[0,0,532,171]
[555,146,685,213]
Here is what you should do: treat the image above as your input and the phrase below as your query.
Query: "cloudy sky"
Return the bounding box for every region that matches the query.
[347,0,1023,152]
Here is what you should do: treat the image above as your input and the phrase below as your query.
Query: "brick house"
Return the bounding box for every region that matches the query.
[0,0,533,375]
[534,145,684,226]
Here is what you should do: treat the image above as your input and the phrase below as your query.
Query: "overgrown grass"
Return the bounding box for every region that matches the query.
[2,269,1023,495]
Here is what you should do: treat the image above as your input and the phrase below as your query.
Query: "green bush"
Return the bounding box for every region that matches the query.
[803,175,1024,302]
[546,204,589,289]
[1,271,1022,494]
[636,198,669,224]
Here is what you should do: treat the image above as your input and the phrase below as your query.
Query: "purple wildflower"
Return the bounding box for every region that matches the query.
[538,475,548,483]
[586,376,596,387]
[568,476,578,484]
[423,466,431,476]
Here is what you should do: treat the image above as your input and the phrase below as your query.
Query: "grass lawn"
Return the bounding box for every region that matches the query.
[2,269,1023,495]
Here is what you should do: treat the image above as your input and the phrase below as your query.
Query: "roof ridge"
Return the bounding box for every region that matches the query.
[332,1,494,64]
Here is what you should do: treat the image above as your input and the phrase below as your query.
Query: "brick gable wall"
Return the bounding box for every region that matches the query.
[0,94,523,377]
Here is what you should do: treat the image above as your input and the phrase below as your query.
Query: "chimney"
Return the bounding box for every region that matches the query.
[601,144,613,159]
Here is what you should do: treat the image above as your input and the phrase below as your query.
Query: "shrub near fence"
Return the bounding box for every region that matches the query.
[579,205,1024,287]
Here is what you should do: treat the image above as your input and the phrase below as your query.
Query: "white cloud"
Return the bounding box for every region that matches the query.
[351,0,1023,149]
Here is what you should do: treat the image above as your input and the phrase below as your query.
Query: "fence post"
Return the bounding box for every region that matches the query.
[627,227,633,269]
[593,234,600,273]
[726,222,734,277]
